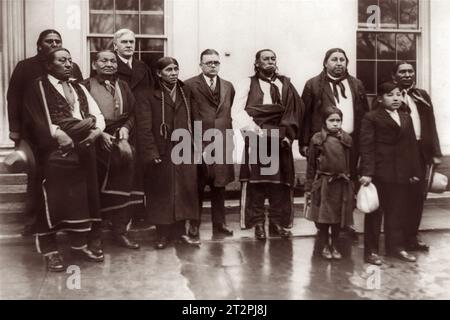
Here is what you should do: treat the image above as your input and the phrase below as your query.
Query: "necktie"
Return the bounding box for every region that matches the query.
[127,59,132,69]
[59,81,76,109]
[209,77,215,92]
[104,80,116,97]
[402,90,412,114]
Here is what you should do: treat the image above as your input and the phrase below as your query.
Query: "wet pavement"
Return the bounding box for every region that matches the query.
[1,228,450,300]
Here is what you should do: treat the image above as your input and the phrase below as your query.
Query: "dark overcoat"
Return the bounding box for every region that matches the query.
[136,81,199,225]
[301,71,369,176]
[116,55,154,95]
[185,74,235,187]
[359,107,422,184]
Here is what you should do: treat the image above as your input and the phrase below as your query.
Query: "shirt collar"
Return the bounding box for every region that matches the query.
[203,74,217,85]
[48,74,64,85]
[385,108,399,115]
[118,54,133,66]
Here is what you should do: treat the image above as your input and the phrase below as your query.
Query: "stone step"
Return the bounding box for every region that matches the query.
[0,202,26,214]
[0,173,27,185]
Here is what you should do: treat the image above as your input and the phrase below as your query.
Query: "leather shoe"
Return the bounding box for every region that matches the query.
[72,247,104,262]
[269,223,292,238]
[393,250,417,262]
[115,234,140,249]
[331,246,342,260]
[365,253,383,265]
[178,234,201,246]
[408,240,429,252]
[321,246,333,260]
[88,239,103,256]
[45,252,65,272]
[213,223,233,236]
[155,236,168,250]
[254,224,266,240]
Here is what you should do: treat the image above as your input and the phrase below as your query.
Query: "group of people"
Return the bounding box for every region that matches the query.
[6,28,442,272]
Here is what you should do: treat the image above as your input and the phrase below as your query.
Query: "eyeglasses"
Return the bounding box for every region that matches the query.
[202,61,221,67]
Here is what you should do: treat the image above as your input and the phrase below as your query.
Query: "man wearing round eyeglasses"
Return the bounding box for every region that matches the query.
[185,49,236,239]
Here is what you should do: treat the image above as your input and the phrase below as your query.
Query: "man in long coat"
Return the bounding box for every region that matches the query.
[185,49,235,238]
[300,48,369,240]
[6,29,83,235]
[23,48,105,271]
[231,49,303,240]
[83,50,144,252]
[392,61,443,251]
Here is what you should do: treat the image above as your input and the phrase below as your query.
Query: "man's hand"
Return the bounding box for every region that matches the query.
[281,137,292,149]
[100,132,115,152]
[54,128,74,153]
[300,146,309,157]
[154,158,162,164]
[79,128,102,148]
[118,127,129,140]
[432,157,442,165]
[410,176,420,184]
[359,176,372,186]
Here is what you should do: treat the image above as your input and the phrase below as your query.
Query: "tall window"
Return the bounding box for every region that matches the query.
[357,0,420,97]
[88,0,166,73]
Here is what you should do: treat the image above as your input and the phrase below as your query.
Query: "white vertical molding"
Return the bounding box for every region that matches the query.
[0,0,25,146]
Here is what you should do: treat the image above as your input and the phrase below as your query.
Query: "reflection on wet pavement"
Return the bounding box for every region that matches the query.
[1,231,450,299]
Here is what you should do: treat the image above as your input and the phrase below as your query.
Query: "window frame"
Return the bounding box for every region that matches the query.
[356,0,430,98]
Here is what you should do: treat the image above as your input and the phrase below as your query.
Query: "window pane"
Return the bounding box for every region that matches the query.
[89,37,114,52]
[358,0,378,28]
[377,33,395,60]
[399,0,418,29]
[115,0,138,11]
[139,38,164,52]
[90,14,114,33]
[90,0,113,10]
[397,33,416,60]
[141,14,164,35]
[357,61,376,95]
[380,0,398,29]
[357,32,376,59]
[377,61,396,84]
[115,14,139,33]
[141,0,164,11]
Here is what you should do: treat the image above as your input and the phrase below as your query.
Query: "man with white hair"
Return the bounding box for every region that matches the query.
[113,28,154,94]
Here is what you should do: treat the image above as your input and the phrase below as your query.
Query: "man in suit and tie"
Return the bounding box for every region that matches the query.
[113,28,154,94]
[185,49,236,238]
[392,61,443,251]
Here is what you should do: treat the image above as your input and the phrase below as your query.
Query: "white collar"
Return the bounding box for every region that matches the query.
[118,54,133,66]
[203,74,217,85]
[385,108,399,114]
[48,74,67,85]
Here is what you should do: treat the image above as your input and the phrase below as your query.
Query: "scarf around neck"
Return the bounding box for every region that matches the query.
[256,73,282,105]
[326,72,349,103]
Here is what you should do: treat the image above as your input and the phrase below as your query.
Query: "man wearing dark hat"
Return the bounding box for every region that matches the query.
[83,50,143,252]
[185,49,235,238]
[392,61,442,251]
[22,48,105,271]
[231,49,303,240]
[300,48,370,240]
[6,29,84,235]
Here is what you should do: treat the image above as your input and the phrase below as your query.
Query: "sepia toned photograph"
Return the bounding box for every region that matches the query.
[0,0,450,304]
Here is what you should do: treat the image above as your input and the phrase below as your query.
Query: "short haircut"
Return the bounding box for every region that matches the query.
[377,81,399,96]
[46,48,71,66]
[200,49,219,62]
[113,28,135,44]
[392,60,414,74]
[94,49,117,61]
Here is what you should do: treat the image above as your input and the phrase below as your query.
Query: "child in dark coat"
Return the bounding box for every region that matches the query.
[305,107,355,260]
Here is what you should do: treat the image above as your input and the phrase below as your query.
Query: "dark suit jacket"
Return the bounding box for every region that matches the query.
[359,107,422,184]
[116,55,154,95]
[7,54,83,140]
[185,74,236,186]
[402,88,442,163]
[301,71,369,148]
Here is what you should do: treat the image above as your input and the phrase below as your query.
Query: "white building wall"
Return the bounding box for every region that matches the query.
[430,0,450,155]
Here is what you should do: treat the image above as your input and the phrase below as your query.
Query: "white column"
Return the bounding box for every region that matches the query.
[0,0,25,146]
